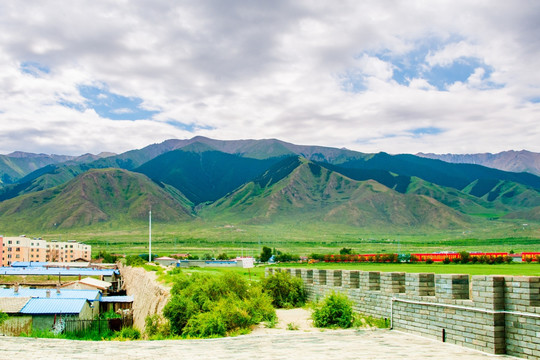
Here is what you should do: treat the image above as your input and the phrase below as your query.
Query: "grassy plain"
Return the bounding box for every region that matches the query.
[23,217,540,259]
[272,262,540,276]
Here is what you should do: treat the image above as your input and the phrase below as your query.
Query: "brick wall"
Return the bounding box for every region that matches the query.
[267,268,540,359]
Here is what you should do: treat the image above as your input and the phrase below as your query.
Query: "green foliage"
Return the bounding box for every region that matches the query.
[261,271,306,308]
[339,247,353,255]
[459,251,470,264]
[442,257,451,264]
[287,322,299,330]
[145,314,171,338]
[353,313,390,329]
[217,252,230,260]
[274,253,300,262]
[115,327,141,340]
[96,251,119,263]
[425,258,434,264]
[163,271,275,338]
[312,292,354,329]
[100,310,121,319]
[125,255,145,266]
[260,246,272,262]
[0,311,8,325]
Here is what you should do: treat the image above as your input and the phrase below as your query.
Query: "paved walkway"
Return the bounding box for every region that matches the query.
[0,330,514,360]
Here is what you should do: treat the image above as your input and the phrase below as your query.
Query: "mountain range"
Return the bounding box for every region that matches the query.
[1,137,540,232]
[417,150,540,176]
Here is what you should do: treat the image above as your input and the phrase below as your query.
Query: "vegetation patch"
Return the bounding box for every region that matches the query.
[162,270,275,338]
[261,271,307,308]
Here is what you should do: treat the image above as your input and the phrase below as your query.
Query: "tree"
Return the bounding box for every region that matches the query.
[339,247,353,255]
[260,246,272,262]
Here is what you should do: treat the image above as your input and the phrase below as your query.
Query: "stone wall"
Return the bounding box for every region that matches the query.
[119,264,170,332]
[267,268,540,359]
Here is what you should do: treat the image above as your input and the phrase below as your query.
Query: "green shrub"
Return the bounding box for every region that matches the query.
[163,271,275,338]
[101,310,121,319]
[125,255,145,267]
[183,310,227,338]
[312,292,354,329]
[442,257,450,264]
[115,327,141,340]
[0,312,8,325]
[425,259,434,264]
[163,296,198,335]
[459,251,470,264]
[261,271,306,308]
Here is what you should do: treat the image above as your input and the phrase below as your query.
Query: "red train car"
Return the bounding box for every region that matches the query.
[522,252,540,262]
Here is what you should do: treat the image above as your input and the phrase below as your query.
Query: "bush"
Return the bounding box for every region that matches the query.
[442,257,451,264]
[312,292,354,328]
[451,257,460,264]
[163,271,275,337]
[115,327,141,340]
[425,259,434,264]
[459,251,470,264]
[339,247,353,255]
[260,246,272,262]
[261,271,306,308]
[125,255,145,267]
[183,310,227,338]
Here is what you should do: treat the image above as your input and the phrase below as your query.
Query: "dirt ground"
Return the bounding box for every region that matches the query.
[251,308,316,334]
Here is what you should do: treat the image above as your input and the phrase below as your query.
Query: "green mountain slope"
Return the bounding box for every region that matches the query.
[134,149,283,204]
[202,157,469,228]
[0,153,74,185]
[0,168,193,231]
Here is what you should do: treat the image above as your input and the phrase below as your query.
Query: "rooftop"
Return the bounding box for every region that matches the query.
[20,298,88,315]
[0,288,101,301]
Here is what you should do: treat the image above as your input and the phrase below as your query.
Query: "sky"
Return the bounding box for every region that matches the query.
[0,0,539,156]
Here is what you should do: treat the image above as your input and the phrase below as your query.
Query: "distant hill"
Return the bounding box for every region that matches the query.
[134,148,283,204]
[417,150,540,176]
[0,168,193,231]
[3,138,540,231]
[0,152,75,186]
[202,157,469,228]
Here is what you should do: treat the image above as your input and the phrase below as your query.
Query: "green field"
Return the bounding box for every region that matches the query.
[151,263,540,283]
[19,217,540,259]
[271,262,540,276]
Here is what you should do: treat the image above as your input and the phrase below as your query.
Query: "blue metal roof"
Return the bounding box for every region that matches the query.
[100,296,134,303]
[0,267,117,276]
[0,288,101,301]
[11,262,48,268]
[20,298,87,315]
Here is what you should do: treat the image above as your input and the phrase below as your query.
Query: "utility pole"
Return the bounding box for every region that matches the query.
[149,209,152,262]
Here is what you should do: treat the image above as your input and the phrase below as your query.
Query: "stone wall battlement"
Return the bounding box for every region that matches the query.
[266,268,540,359]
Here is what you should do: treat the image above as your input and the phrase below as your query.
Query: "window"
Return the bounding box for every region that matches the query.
[15,254,20,258]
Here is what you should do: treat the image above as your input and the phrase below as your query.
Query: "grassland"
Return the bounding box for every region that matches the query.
[272,262,540,276]
[18,217,539,259]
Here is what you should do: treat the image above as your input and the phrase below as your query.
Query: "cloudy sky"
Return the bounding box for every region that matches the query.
[1,1,539,156]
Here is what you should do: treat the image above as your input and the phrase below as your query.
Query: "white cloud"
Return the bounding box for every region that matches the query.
[0,0,539,156]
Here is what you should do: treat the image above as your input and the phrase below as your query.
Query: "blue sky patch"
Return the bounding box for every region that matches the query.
[410,127,444,137]
[165,120,215,132]
[78,85,159,120]
[355,38,501,91]
[339,69,368,93]
[20,61,50,77]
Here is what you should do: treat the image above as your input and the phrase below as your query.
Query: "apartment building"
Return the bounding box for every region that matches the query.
[46,240,91,263]
[0,236,91,266]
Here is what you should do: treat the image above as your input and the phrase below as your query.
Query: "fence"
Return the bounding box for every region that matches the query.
[63,316,133,335]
